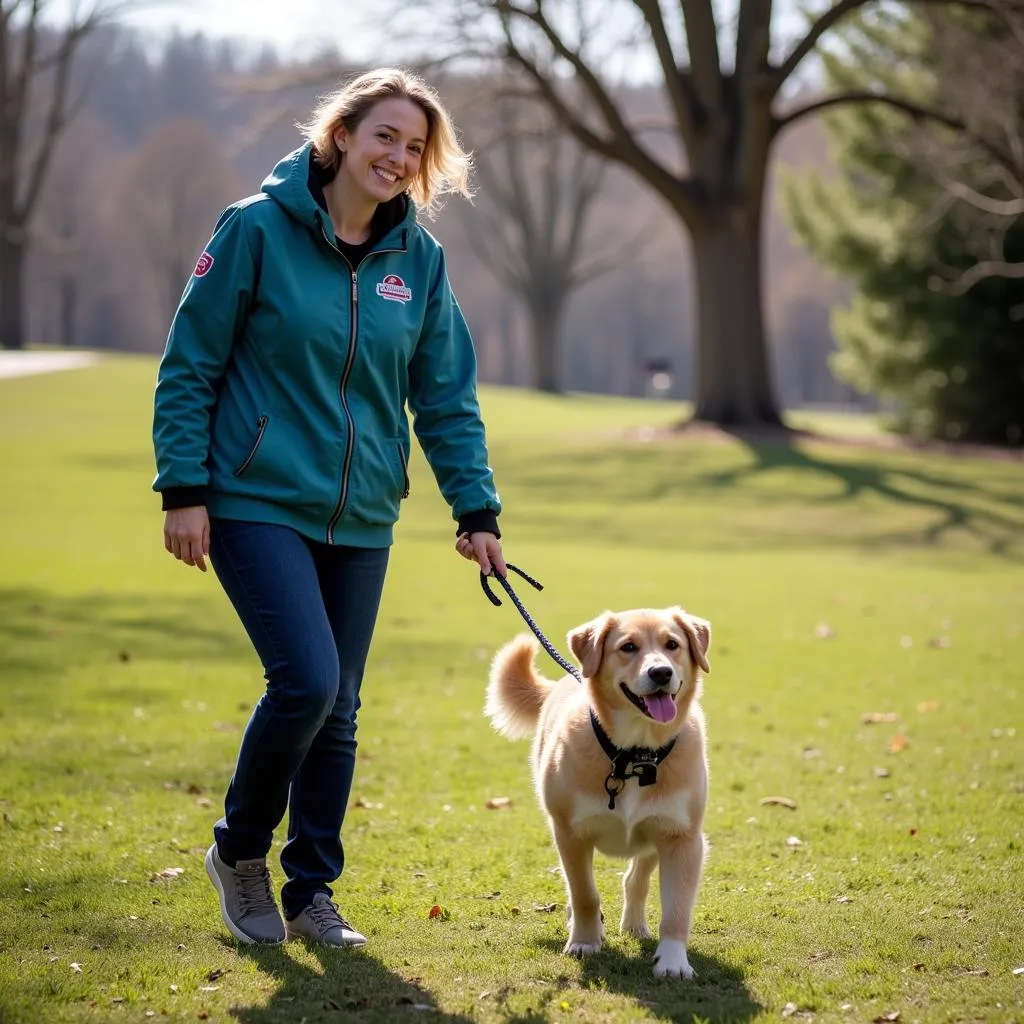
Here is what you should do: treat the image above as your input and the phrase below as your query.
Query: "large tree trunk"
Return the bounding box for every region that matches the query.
[689,206,782,426]
[526,297,565,393]
[59,273,77,349]
[0,233,27,350]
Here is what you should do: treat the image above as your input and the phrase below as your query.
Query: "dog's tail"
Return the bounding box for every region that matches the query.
[485,633,554,740]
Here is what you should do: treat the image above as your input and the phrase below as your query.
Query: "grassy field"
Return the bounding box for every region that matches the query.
[0,354,1021,1024]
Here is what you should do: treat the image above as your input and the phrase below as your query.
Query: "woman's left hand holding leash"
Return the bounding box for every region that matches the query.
[455,532,507,578]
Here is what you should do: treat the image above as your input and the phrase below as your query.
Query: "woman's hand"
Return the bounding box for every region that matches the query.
[455,531,507,578]
[164,506,211,572]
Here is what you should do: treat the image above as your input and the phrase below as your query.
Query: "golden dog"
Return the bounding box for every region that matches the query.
[485,607,711,978]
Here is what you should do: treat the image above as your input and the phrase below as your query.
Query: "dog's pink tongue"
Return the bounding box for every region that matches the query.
[645,693,676,723]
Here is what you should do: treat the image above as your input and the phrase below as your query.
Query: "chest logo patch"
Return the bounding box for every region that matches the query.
[193,251,214,277]
[376,274,412,304]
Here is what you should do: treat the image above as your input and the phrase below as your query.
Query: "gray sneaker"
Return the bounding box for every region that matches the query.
[204,843,285,944]
[286,892,367,947]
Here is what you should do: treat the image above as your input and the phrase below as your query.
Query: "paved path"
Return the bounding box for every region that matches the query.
[0,350,99,379]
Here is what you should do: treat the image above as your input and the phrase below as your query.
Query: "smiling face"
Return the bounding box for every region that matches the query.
[569,608,711,729]
[333,96,428,207]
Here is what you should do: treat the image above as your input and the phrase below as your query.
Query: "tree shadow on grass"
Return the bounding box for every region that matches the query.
[705,428,1024,558]
[498,426,1024,558]
[0,587,250,680]
[230,942,476,1024]
[509,936,761,1024]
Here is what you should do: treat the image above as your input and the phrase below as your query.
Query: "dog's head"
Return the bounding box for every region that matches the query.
[568,607,711,728]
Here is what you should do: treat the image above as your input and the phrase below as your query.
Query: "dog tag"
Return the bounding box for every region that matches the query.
[632,762,658,787]
[604,774,625,810]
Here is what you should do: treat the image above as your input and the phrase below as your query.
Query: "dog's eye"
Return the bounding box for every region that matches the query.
[665,638,680,651]
[620,641,638,653]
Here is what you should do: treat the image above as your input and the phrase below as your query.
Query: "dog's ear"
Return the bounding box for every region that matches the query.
[672,609,711,674]
[568,612,616,679]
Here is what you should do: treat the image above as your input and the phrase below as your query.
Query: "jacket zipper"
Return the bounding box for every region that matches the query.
[320,224,406,544]
[398,444,410,499]
[233,414,268,476]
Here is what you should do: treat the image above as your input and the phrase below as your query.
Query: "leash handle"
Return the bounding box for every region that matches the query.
[480,565,582,682]
[478,562,542,605]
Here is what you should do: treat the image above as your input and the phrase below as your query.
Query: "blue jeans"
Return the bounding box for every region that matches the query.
[208,518,389,919]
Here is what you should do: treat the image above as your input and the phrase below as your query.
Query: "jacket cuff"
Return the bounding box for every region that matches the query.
[160,486,207,511]
[457,509,500,539]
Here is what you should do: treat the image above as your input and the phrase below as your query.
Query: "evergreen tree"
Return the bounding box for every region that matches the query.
[783,7,1024,446]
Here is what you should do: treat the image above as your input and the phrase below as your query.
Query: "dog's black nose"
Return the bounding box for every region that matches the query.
[647,665,673,687]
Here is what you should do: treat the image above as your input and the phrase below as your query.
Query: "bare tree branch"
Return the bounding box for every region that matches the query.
[678,0,724,115]
[771,0,873,91]
[634,0,696,141]
[773,89,1021,176]
[948,258,1024,292]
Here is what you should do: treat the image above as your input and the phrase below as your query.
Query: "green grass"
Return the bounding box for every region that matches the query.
[1,354,1022,1024]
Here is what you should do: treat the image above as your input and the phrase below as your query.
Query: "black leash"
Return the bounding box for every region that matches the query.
[479,564,581,682]
[480,565,676,810]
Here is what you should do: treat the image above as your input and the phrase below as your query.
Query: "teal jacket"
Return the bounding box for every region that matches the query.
[152,143,501,546]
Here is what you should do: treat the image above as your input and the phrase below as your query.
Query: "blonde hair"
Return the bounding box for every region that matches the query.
[300,67,472,218]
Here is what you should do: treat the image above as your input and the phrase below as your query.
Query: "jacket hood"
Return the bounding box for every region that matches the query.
[261,142,414,243]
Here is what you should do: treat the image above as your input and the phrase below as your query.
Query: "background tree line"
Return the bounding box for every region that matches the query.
[3,0,1022,445]
[2,4,847,408]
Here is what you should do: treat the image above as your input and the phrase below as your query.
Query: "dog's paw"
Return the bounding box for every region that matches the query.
[622,921,653,940]
[565,938,603,957]
[652,938,695,979]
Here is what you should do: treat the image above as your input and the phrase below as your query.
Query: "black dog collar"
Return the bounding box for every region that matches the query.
[589,709,677,810]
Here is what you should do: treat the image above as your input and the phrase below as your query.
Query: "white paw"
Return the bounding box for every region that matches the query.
[565,937,603,957]
[652,938,695,979]
[621,918,652,939]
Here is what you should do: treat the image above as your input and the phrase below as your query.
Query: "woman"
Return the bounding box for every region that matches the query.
[152,68,505,947]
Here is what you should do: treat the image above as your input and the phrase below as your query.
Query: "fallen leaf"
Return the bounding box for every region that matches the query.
[118,650,132,663]
[874,767,891,778]
[786,836,803,847]
[533,902,559,913]
[782,1004,799,1018]
[1012,966,1024,975]
[70,962,83,972]
[814,623,835,639]
[206,968,229,982]
[836,896,853,904]
[199,985,219,992]
[353,797,383,810]
[964,968,989,976]
[186,784,203,795]
[873,1013,900,1023]
[913,962,925,971]
[195,797,212,808]
[917,701,941,713]
[485,797,512,810]
[909,828,919,836]
[427,904,450,921]
[150,867,185,881]
[198,1013,209,1020]
[862,712,899,724]
[760,796,797,809]
[928,636,952,649]
[889,734,910,753]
